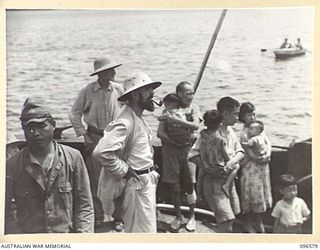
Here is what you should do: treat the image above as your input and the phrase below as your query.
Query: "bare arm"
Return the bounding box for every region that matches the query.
[167,116,199,130]
[69,88,88,137]
[225,151,245,171]
[273,218,281,233]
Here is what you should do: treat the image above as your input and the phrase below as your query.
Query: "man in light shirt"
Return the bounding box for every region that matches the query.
[93,72,161,233]
[69,57,123,228]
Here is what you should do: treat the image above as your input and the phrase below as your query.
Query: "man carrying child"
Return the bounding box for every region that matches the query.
[157,81,201,232]
[188,96,245,233]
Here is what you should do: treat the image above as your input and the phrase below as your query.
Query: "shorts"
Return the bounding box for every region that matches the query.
[161,143,196,184]
[202,175,240,224]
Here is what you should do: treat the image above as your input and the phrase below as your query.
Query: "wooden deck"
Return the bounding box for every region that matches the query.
[94,210,219,233]
[157,210,219,233]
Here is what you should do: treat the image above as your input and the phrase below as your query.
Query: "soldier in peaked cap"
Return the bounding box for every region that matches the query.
[5,98,94,234]
[69,57,124,229]
[93,72,161,233]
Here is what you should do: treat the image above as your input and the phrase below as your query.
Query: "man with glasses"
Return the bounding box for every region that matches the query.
[5,98,94,234]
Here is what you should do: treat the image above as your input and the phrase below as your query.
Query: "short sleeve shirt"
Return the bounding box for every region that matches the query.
[271,197,310,226]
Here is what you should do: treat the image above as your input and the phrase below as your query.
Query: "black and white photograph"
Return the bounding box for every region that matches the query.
[3,2,318,242]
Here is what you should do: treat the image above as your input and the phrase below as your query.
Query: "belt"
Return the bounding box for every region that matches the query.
[134,166,155,175]
[87,125,104,136]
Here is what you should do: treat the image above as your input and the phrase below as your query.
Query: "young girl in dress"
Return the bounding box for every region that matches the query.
[239,102,273,233]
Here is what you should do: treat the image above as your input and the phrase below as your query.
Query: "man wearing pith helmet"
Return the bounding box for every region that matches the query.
[5,97,94,233]
[69,57,124,229]
[93,72,161,233]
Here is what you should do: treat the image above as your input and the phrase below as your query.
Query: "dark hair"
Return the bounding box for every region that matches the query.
[217,96,240,113]
[278,174,297,188]
[163,93,180,103]
[239,102,255,122]
[203,110,222,130]
[176,81,192,94]
[248,120,264,134]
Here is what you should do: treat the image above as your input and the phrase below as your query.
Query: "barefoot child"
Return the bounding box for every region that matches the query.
[272,174,310,233]
[197,110,239,199]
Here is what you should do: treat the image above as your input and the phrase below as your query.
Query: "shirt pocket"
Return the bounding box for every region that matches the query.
[58,182,73,209]
[15,188,43,212]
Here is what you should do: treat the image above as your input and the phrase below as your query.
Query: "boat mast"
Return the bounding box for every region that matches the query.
[193,9,227,93]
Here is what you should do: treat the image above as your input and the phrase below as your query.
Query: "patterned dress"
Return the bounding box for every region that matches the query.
[240,126,273,214]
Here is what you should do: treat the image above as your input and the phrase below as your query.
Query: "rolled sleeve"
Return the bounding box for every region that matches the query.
[93,119,130,179]
[69,89,87,137]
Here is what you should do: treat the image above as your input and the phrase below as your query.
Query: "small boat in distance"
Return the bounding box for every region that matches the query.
[274,47,306,59]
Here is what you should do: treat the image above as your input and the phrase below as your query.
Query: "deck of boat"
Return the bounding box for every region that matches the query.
[94,210,219,233]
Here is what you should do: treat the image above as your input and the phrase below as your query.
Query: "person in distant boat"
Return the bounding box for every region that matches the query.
[280,38,292,49]
[5,98,94,234]
[69,57,124,230]
[295,38,303,49]
[272,174,310,234]
[158,82,201,232]
[188,96,244,233]
[93,72,161,233]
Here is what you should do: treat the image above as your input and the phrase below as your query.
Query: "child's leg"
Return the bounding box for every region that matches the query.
[222,166,239,198]
[218,220,234,233]
[197,169,205,201]
[243,212,256,233]
[254,213,265,233]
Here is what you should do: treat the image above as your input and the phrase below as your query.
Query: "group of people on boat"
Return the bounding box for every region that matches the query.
[280,38,303,49]
[5,57,310,234]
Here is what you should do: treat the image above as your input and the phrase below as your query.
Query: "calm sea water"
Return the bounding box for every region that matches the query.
[6,8,313,146]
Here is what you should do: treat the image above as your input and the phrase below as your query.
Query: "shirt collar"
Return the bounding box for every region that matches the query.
[93,81,114,92]
[29,141,59,165]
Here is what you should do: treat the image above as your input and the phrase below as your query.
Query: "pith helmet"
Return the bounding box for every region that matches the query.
[118,72,161,101]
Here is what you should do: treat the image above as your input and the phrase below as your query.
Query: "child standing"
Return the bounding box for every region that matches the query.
[239,102,272,233]
[272,174,310,233]
[198,110,239,199]
[189,97,244,233]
